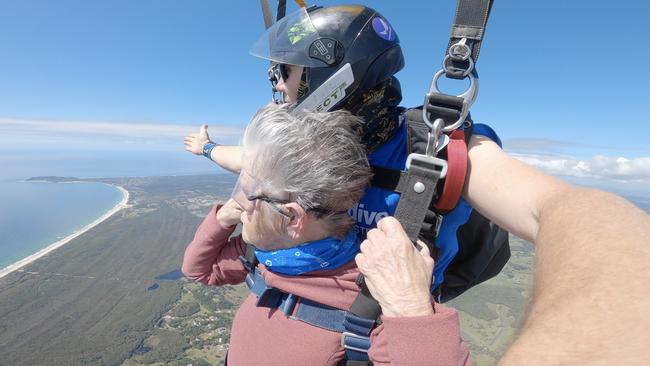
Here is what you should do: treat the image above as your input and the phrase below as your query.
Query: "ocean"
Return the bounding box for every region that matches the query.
[0,181,124,269]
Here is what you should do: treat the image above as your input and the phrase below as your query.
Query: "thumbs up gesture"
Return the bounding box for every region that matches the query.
[184,124,212,155]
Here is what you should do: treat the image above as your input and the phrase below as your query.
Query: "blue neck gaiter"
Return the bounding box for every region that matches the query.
[254,230,360,276]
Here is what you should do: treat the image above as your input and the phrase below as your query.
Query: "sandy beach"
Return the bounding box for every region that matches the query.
[0,184,130,279]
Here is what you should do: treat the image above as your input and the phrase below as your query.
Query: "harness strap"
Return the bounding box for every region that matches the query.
[243,265,374,365]
[241,244,259,273]
[393,157,445,244]
[347,145,449,365]
[445,0,494,79]
[425,93,466,124]
[276,0,287,21]
[433,130,468,211]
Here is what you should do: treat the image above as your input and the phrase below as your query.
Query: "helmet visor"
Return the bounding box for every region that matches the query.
[250,8,329,67]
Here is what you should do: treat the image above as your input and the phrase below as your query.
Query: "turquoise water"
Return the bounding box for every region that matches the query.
[0,181,124,269]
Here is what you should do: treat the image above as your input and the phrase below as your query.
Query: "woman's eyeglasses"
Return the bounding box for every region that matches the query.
[232,172,338,219]
[246,194,293,218]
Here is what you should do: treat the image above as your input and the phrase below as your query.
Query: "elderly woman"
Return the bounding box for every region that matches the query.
[182,104,471,366]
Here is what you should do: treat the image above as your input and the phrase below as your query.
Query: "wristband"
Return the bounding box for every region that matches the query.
[202,142,218,158]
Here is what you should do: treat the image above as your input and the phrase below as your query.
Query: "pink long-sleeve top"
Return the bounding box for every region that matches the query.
[182,204,472,366]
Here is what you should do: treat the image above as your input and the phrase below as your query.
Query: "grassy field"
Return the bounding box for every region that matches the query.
[448,236,534,365]
[0,174,535,366]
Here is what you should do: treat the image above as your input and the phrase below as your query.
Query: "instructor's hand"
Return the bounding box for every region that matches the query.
[184,124,211,155]
[355,217,435,317]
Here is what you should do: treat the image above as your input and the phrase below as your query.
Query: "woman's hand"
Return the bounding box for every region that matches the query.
[216,199,244,227]
[184,124,212,155]
[355,217,435,317]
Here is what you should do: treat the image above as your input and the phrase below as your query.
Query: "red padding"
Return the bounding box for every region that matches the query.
[434,130,468,211]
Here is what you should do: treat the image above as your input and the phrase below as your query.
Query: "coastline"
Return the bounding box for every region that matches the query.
[0,184,130,279]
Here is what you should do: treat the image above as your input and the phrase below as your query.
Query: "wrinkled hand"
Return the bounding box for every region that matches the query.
[355,217,435,317]
[216,199,243,227]
[184,124,212,155]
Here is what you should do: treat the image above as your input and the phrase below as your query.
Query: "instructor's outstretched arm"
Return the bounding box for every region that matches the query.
[465,135,650,364]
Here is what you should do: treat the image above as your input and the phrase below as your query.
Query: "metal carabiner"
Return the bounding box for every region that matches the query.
[422,67,479,132]
[425,118,444,158]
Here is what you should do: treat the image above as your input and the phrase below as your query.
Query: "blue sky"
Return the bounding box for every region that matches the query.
[1,1,649,193]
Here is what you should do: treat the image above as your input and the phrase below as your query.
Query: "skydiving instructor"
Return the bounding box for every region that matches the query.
[184,4,650,365]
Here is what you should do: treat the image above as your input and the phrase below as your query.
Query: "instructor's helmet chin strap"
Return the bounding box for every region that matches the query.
[271,87,284,105]
[268,64,285,104]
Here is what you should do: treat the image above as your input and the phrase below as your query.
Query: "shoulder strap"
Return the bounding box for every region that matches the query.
[433,129,468,211]
[445,0,494,79]
[276,0,287,21]
[240,243,259,273]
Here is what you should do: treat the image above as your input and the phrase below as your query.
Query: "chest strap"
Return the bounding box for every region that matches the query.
[241,258,375,365]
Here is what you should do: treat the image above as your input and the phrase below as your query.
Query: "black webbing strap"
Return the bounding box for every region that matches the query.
[425,93,466,126]
[343,362,369,366]
[276,0,287,21]
[348,155,445,366]
[445,0,494,79]
[344,275,380,366]
[393,158,445,245]
[349,274,382,320]
[240,243,259,273]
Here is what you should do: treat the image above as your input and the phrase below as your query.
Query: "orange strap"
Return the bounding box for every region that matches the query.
[434,130,468,211]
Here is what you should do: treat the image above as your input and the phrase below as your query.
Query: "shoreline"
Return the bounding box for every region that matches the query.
[0,184,130,279]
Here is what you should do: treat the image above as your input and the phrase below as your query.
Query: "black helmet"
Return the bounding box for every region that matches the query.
[250,5,405,111]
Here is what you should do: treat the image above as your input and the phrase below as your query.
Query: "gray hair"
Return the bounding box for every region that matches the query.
[241,103,371,238]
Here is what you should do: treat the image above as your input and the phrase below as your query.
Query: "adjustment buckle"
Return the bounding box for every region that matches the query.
[239,255,255,273]
[405,153,448,180]
[341,332,371,353]
[433,213,444,237]
[423,68,479,132]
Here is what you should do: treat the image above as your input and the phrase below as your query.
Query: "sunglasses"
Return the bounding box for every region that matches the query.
[268,63,291,88]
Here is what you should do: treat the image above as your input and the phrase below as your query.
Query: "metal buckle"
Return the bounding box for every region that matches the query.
[281,293,299,317]
[423,68,479,133]
[448,38,471,62]
[341,332,371,353]
[434,213,444,237]
[443,38,474,78]
[405,154,448,180]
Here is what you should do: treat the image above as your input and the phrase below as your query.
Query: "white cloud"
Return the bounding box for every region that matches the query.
[0,117,241,138]
[511,153,650,182]
[0,117,243,151]
[505,138,606,151]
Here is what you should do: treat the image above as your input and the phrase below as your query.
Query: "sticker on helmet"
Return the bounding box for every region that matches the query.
[295,63,354,113]
[288,17,316,45]
[372,16,395,41]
